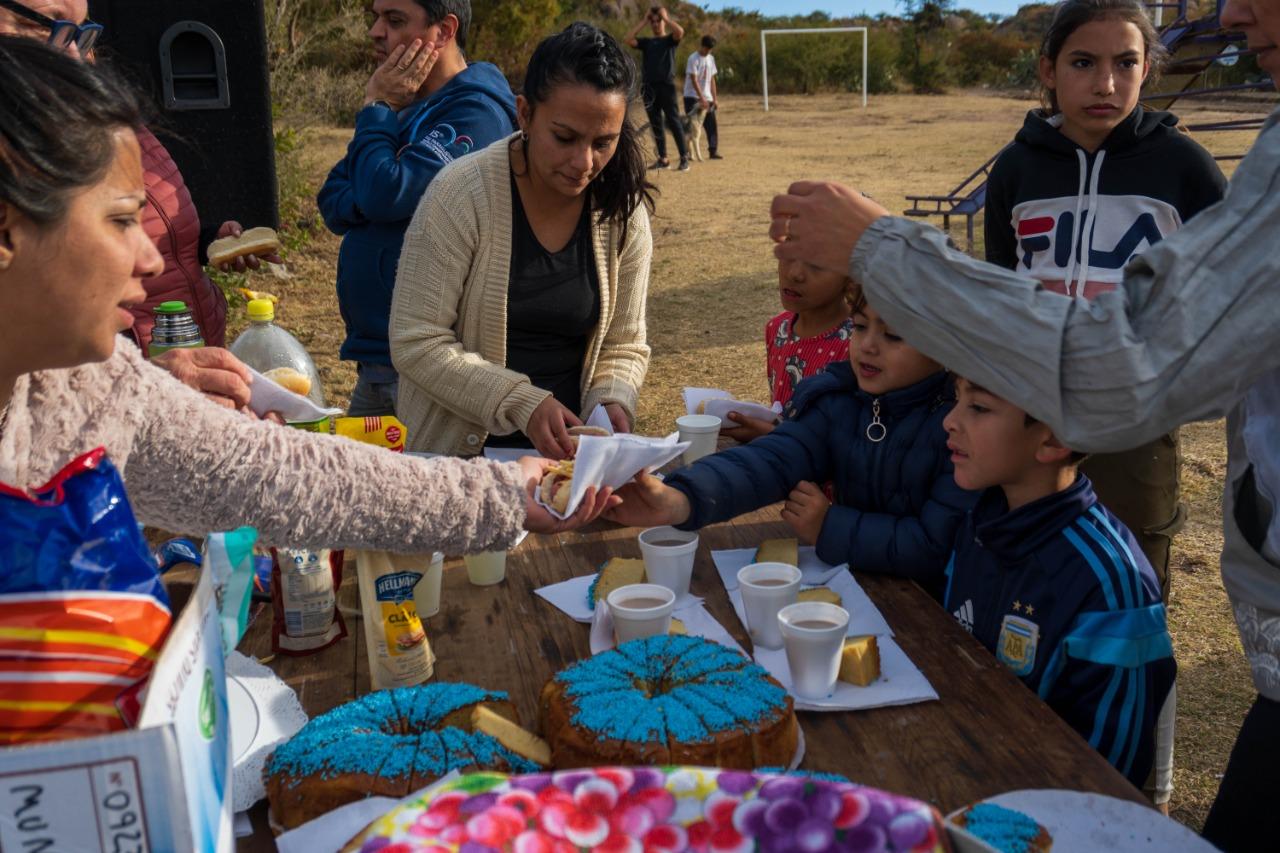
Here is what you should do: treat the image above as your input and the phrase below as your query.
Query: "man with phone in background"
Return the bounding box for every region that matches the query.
[627,4,690,171]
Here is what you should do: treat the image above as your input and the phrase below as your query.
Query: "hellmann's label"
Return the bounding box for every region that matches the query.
[357,553,435,690]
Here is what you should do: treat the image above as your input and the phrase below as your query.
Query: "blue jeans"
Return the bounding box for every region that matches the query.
[348,363,398,417]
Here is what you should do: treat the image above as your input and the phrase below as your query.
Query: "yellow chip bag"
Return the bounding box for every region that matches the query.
[335,416,407,452]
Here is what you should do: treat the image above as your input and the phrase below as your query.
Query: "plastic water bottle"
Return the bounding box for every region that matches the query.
[228,299,326,408]
[149,301,204,357]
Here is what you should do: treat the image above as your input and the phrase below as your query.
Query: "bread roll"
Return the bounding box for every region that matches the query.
[208,226,281,267]
[568,426,611,438]
[263,366,312,397]
[539,461,575,514]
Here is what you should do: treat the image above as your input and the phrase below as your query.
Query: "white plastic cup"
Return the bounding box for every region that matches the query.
[607,583,676,643]
[778,602,851,700]
[464,550,507,586]
[414,552,444,617]
[638,526,699,600]
[677,414,722,465]
[738,562,803,650]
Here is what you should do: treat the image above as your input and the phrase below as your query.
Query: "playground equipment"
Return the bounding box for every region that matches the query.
[902,0,1275,251]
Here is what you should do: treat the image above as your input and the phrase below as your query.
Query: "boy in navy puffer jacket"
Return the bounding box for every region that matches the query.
[942,376,1175,787]
[608,290,976,593]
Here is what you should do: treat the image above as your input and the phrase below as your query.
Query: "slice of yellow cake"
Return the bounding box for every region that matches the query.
[838,636,880,687]
[668,617,687,635]
[587,558,647,609]
[798,588,842,606]
[754,537,798,567]
[471,705,552,767]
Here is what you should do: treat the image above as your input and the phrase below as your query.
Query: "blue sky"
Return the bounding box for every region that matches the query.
[700,0,1025,18]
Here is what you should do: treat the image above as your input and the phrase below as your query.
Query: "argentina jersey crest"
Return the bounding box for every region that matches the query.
[997,614,1040,677]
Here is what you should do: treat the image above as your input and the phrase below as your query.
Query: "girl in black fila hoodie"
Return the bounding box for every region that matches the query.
[981,0,1227,813]
[985,106,1226,299]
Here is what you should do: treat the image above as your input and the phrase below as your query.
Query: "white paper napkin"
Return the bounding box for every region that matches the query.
[536,572,705,624]
[683,387,782,423]
[753,637,938,712]
[537,433,689,519]
[246,366,342,422]
[227,651,309,813]
[275,771,461,853]
[710,547,893,638]
[589,597,745,656]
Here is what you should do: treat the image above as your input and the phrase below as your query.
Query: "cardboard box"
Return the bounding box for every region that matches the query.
[0,566,232,852]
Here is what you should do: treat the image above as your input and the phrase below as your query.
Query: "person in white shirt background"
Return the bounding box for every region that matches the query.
[683,34,721,160]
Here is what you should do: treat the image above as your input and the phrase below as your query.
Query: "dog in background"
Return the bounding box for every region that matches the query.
[681,104,708,162]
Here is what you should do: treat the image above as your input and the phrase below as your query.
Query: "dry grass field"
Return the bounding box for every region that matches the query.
[239,91,1267,832]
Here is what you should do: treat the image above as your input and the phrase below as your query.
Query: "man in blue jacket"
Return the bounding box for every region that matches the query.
[318,0,516,416]
[942,376,1175,788]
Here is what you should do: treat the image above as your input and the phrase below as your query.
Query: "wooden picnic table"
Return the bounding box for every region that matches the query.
[238,506,1147,849]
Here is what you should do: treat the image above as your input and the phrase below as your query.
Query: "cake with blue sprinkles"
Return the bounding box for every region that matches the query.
[952,803,1053,852]
[538,635,799,768]
[264,683,540,831]
[586,557,646,610]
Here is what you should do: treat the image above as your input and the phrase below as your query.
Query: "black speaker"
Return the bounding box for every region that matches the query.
[88,0,279,237]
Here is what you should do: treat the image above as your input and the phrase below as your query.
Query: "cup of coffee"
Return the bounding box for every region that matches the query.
[414,552,445,617]
[638,526,699,600]
[464,550,507,586]
[607,583,676,643]
[676,414,721,465]
[778,601,851,700]
[737,562,802,649]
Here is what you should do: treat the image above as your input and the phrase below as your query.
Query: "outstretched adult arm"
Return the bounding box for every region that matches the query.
[843,109,1280,453]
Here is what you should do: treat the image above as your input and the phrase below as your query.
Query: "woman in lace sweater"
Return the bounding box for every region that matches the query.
[391,23,654,460]
[0,38,614,552]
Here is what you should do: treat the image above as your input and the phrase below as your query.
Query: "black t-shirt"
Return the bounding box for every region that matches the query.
[636,35,678,83]
[486,174,601,449]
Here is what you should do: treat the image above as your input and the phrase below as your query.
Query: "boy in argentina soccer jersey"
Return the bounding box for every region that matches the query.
[941,376,1175,787]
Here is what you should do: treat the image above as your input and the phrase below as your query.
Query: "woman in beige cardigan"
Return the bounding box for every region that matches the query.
[392,23,655,459]
[0,39,614,555]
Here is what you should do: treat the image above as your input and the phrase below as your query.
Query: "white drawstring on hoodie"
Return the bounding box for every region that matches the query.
[1049,114,1106,298]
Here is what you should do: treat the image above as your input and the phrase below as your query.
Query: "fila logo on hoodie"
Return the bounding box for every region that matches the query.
[1012,193,1182,299]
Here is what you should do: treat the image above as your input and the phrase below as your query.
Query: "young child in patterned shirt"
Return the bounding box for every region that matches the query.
[722,258,854,443]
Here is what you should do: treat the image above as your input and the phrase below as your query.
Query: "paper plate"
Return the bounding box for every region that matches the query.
[228,675,261,764]
[947,789,1216,851]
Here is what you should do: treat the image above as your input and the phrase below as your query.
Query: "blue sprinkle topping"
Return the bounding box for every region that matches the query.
[755,768,852,784]
[962,804,1046,852]
[586,566,603,611]
[556,636,788,745]
[268,683,511,781]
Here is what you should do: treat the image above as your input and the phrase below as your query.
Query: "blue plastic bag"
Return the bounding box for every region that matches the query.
[0,446,168,605]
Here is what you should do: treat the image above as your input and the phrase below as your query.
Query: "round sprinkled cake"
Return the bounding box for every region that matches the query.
[539,635,799,769]
[265,683,540,831]
[341,766,950,853]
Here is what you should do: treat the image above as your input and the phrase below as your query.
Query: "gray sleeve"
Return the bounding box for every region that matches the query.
[853,109,1280,454]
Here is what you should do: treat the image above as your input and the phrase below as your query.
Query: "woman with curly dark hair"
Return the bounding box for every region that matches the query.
[391,22,657,459]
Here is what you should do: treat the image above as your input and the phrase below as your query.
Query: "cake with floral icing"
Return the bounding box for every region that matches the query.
[952,803,1053,852]
[341,766,950,853]
[539,635,799,769]
[265,683,540,831]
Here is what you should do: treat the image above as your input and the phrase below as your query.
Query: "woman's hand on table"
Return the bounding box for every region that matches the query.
[603,473,692,528]
[781,480,831,545]
[518,456,620,533]
[721,411,776,444]
[528,397,583,459]
[769,181,890,276]
[604,403,630,434]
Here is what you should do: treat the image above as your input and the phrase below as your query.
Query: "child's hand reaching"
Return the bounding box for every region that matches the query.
[721,411,777,444]
[782,481,830,545]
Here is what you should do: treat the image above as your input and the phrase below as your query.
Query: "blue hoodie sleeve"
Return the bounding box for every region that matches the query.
[813,455,974,582]
[322,97,513,227]
[317,154,361,235]
[665,409,832,530]
[1037,604,1176,787]
[983,150,1019,270]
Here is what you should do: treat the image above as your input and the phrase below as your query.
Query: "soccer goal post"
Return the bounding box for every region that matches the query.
[761,27,868,111]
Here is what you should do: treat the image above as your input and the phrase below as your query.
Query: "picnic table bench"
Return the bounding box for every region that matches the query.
[238,506,1146,849]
